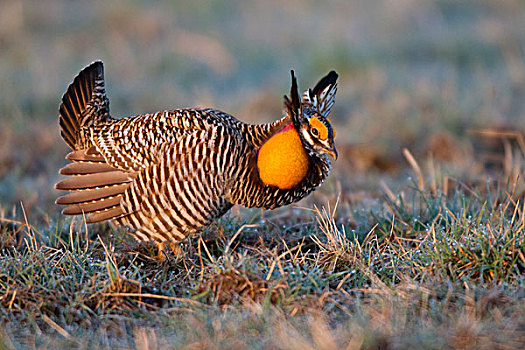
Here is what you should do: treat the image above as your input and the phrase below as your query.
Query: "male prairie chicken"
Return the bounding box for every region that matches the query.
[56,61,338,246]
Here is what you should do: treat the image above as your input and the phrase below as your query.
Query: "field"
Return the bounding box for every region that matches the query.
[1,0,524,348]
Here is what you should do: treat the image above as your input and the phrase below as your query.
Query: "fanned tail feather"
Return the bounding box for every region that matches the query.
[59,61,110,150]
[56,61,130,224]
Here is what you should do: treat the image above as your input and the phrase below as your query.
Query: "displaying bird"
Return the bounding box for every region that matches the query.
[55,61,338,249]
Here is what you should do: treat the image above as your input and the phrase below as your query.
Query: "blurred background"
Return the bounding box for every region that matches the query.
[0,0,524,218]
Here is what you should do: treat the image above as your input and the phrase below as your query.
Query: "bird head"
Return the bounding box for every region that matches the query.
[284,70,338,161]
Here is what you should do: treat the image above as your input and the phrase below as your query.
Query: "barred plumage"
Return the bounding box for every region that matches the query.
[56,61,338,244]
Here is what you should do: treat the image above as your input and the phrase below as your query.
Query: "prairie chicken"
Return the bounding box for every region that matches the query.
[56,61,338,246]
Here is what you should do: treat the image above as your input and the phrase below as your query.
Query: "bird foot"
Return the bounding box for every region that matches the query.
[156,241,180,261]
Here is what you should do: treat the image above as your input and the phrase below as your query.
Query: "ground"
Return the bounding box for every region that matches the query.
[0,0,524,348]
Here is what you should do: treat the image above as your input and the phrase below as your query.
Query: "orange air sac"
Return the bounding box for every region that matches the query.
[257,125,310,190]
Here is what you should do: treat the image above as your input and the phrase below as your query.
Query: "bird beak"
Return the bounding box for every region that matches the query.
[325,146,338,160]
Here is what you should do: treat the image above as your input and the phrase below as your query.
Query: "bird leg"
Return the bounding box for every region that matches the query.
[156,240,180,261]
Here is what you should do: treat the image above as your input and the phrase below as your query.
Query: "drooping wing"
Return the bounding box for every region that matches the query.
[302,71,338,117]
[56,110,238,226]
[117,127,237,242]
[55,147,135,223]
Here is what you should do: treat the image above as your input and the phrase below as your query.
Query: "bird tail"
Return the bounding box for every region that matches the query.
[59,61,111,150]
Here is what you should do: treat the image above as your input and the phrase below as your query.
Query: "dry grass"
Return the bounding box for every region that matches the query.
[1,169,524,348]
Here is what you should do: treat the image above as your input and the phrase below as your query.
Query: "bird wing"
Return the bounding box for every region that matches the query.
[55,146,136,223]
[57,109,240,227]
[90,109,247,172]
[116,127,238,242]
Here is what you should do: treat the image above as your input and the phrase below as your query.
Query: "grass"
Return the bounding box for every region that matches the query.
[1,0,525,348]
[1,177,524,348]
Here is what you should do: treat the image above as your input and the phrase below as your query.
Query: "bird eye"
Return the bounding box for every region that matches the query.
[308,117,328,140]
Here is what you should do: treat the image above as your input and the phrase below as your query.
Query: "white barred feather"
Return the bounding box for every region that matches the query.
[56,62,337,244]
